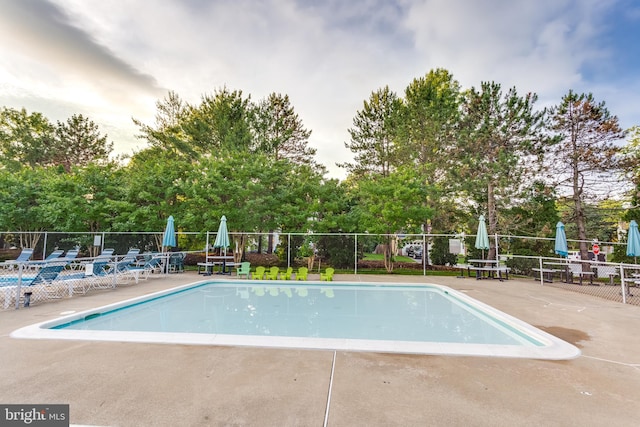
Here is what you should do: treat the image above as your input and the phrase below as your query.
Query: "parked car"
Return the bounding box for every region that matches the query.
[405,245,423,259]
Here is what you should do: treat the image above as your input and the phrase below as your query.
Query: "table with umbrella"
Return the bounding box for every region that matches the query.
[624,220,640,295]
[627,220,640,261]
[212,215,234,275]
[474,215,490,259]
[468,215,509,280]
[538,221,571,283]
[197,216,235,275]
[161,216,176,274]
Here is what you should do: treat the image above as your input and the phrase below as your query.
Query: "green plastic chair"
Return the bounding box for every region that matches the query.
[281,267,293,280]
[236,262,251,279]
[266,266,280,280]
[251,266,266,280]
[296,267,308,281]
[320,267,334,281]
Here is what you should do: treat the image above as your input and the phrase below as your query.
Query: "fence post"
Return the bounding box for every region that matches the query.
[113,257,119,288]
[43,231,48,261]
[354,234,358,275]
[620,263,627,304]
[14,263,24,310]
[287,233,291,269]
[423,233,427,276]
[539,257,544,286]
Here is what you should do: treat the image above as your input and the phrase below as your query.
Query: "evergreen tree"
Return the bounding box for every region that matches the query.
[547,91,625,261]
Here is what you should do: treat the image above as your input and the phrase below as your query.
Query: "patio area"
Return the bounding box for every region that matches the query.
[1,272,638,426]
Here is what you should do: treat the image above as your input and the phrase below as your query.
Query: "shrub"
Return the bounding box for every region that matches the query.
[430,237,458,266]
[317,234,356,268]
[505,256,537,275]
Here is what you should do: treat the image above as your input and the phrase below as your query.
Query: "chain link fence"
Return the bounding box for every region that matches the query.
[2,231,638,310]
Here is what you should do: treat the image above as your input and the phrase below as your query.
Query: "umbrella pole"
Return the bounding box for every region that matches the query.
[205,232,209,259]
[223,247,227,274]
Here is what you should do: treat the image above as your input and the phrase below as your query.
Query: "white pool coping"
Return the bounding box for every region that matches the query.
[11,280,581,360]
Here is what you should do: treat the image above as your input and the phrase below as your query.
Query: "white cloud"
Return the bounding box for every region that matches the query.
[0,0,637,178]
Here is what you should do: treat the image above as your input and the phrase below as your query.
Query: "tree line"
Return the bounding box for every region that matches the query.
[1,69,639,269]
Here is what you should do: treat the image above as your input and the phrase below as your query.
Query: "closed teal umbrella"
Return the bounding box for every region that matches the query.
[627,220,640,259]
[475,215,490,258]
[162,216,176,250]
[213,215,231,274]
[554,221,568,257]
[213,215,230,250]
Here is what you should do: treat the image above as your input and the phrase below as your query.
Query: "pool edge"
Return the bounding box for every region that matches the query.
[10,280,582,360]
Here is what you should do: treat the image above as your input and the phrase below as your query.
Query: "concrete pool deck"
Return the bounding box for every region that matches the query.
[1,272,638,426]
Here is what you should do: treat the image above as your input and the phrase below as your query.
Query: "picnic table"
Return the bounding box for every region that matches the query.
[532,266,559,283]
[534,261,599,285]
[198,256,236,275]
[467,259,510,281]
[540,261,573,283]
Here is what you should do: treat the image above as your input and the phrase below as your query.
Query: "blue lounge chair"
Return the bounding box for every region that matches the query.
[90,251,115,276]
[113,249,141,274]
[79,249,140,290]
[2,248,34,269]
[123,257,163,283]
[10,248,34,262]
[62,249,80,260]
[43,250,64,261]
[0,262,67,307]
[28,250,64,270]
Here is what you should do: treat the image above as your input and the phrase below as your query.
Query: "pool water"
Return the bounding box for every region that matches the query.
[12,281,581,359]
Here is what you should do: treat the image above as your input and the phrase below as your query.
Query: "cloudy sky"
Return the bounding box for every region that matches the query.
[1,0,639,179]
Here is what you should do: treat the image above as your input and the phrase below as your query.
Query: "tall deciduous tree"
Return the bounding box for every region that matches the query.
[120,147,191,234]
[351,166,433,271]
[40,163,127,234]
[0,108,112,172]
[547,91,625,261]
[0,107,54,170]
[189,87,253,154]
[0,167,54,247]
[457,82,547,260]
[133,90,192,156]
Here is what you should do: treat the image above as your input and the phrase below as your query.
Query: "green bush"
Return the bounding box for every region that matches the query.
[505,256,538,275]
[317,234,356,268]
[430,237,457,266]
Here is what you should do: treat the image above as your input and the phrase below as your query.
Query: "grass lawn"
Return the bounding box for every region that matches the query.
[363,253,416,263]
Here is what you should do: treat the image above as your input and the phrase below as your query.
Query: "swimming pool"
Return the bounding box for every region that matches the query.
[12,280,580,359]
